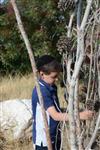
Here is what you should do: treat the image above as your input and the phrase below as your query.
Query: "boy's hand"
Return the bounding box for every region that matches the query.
[80,110,94,120]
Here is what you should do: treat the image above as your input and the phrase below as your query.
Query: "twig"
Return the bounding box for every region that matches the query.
[86,20,95,103]
[67,56,72,84]
[97,45,100,99]
[77,0,82,29]
[74,79,84,150]
[81,0,93,30]
[67,12,75,38]
[85,20,96,140]
[85,111,100,150]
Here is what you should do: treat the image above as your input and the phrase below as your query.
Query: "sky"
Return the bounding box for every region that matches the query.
[0,0,5,4]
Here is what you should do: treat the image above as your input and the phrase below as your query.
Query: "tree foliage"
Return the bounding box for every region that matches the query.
[0,0,66,75]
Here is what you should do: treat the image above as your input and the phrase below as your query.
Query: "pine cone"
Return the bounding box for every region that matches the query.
[94,101,100,112]
[58,0,75,11]
[57,35,73,54]
[0,5,7,15]
[86,100,95,111]
[86,100,100,112]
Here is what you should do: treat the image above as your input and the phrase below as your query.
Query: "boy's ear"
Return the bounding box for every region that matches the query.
[40,71,44,76]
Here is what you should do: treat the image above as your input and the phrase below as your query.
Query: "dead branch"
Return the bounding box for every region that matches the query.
[10,0,52,149]
[67,12,75,38]
[80,0,93,30]
[85,111,100,150]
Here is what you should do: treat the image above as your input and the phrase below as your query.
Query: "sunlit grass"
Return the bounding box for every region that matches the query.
[0,74,66,107]
[0,74,67,150]
[0,74,34,101]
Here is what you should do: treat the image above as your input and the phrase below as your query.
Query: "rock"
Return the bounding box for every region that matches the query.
[0,99,32,141]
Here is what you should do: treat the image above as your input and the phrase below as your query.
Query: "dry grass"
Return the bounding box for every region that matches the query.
[0,74,34,101]
[0,131,33,150]
[0,74,67,150]
[0,74,34,149]
[0,74,66,107]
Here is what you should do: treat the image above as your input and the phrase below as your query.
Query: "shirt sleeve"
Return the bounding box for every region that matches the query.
[41,88,54,110]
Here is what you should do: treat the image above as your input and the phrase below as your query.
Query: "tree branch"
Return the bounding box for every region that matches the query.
[85,111,100,150]
[77,0,82,29]
[10,0,52,149]
[67,12,75,38]
[81,0,93,30]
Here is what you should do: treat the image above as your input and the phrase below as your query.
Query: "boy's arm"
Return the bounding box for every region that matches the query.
[47,106,94,121]
[47,106,69,121]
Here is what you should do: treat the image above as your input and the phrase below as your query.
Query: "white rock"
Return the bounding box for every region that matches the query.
[0,99,32,140]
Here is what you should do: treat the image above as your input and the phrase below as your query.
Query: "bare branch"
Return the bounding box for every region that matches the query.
[97,45,100,99]
[77,0,82,28]
[10,0,52,149]
[67,12,75,38]
[81,0,93,30]
[67,56,72,84]
[74,79,84,150]
[86,20,95,103]
[85,111,100,150]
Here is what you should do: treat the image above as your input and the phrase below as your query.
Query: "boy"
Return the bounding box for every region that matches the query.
[32,55,93,150]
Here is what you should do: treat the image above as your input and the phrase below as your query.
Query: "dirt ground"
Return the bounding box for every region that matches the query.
[0,139,33,150]
[0,131,33,150]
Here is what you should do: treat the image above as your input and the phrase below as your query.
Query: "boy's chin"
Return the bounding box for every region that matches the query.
[50,82,55,85]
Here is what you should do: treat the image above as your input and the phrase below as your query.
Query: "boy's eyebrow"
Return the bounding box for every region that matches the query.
[50,74,58,79]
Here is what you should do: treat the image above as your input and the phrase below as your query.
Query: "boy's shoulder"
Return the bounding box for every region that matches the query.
[32,83,51,97]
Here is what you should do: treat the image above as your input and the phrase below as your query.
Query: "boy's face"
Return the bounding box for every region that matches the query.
[40,71,59,85]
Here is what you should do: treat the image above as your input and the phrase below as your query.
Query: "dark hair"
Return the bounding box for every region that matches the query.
[36,55,62,74]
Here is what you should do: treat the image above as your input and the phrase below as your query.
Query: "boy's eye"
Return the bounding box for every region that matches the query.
[51,75,58,79]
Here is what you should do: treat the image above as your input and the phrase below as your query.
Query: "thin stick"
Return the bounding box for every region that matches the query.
[10,0,52,149]
[74,79,84,150]
[85,111,100,150]
[67,12,75,38]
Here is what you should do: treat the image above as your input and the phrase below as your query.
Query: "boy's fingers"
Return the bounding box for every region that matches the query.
[80,110,95,120]
[87,111,95,119]
[87,110,94,115]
